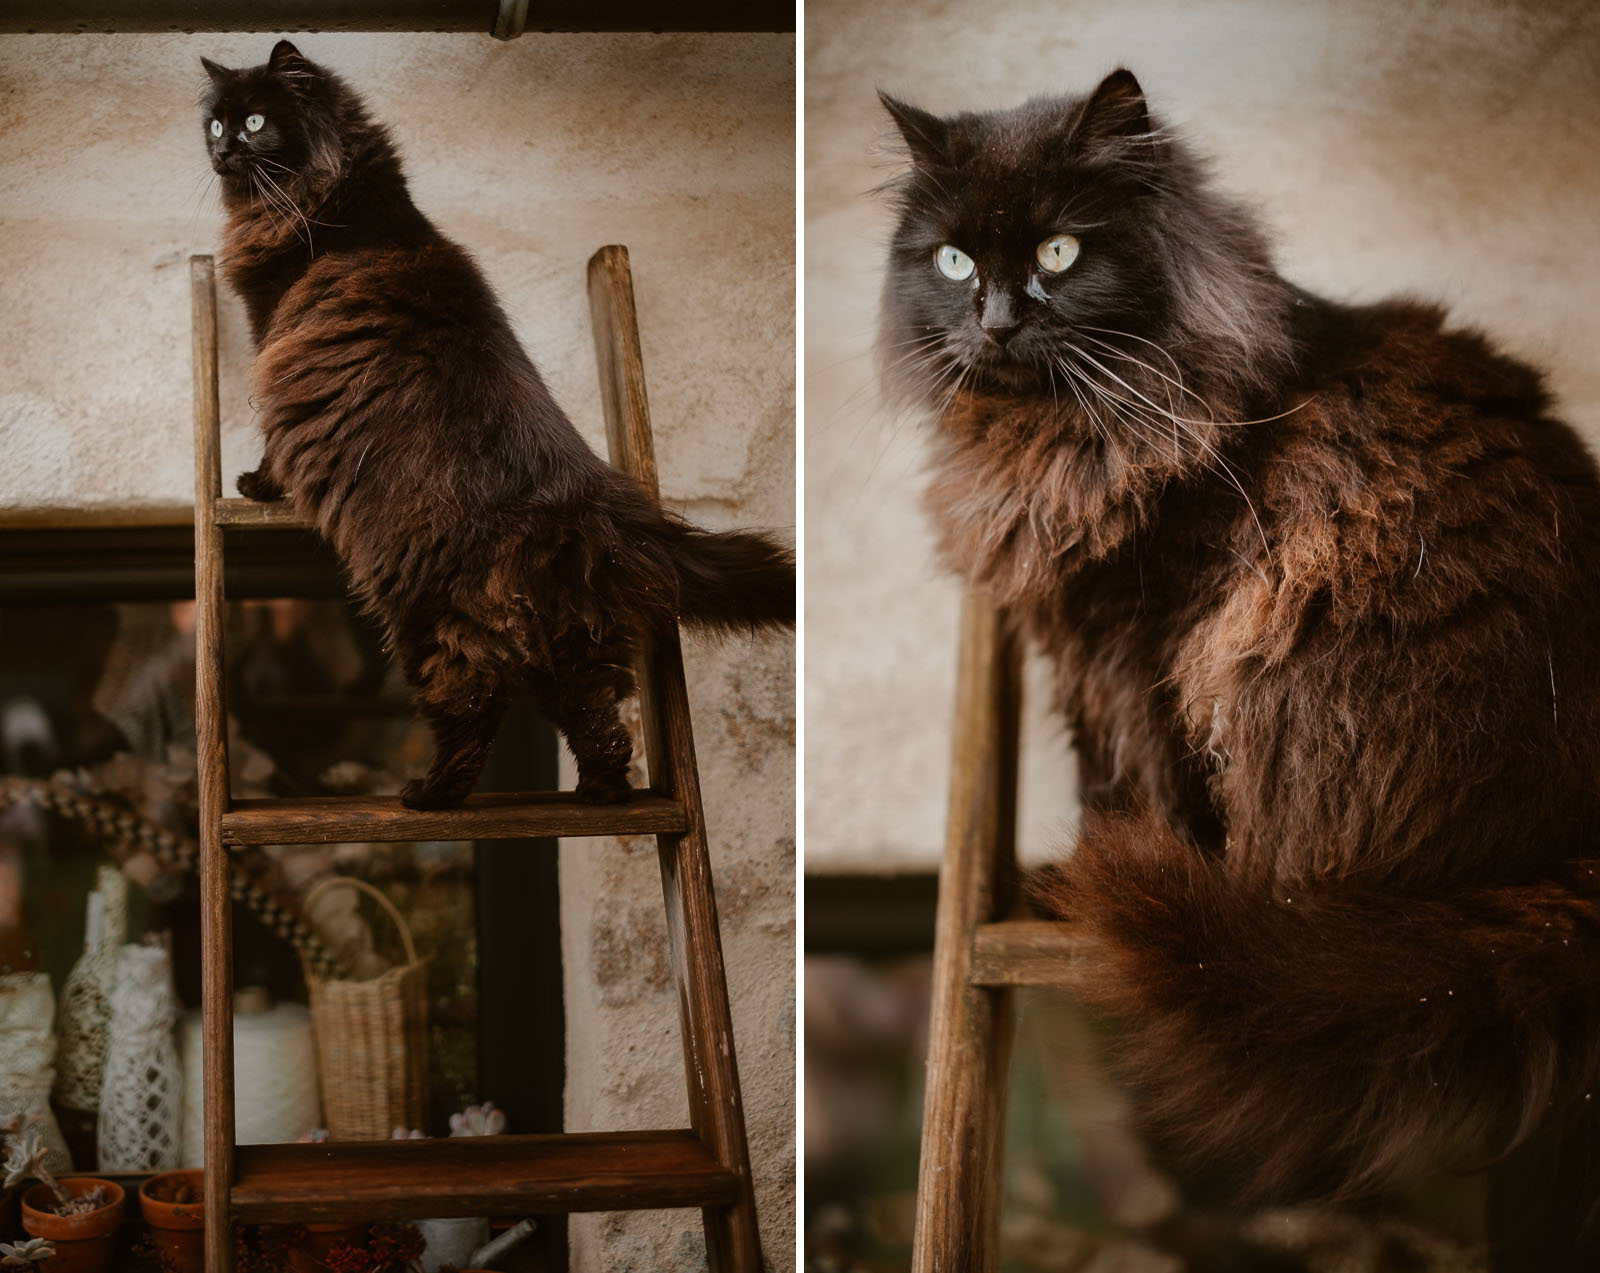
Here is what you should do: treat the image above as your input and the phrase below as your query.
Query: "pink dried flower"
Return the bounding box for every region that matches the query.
[448,1101,505,1137]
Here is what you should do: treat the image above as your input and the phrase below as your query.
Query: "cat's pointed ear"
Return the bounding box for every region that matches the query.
[268,39,315,79]
[879,90,951,168]
[1069,69,1152,159]
[200,57,230,85]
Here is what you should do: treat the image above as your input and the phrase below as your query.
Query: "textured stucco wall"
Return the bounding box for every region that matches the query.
[0,31,794,1270]
[805,0,1600,872]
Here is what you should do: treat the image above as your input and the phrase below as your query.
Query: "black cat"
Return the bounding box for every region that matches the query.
[881,69,1600,1229]
[203,41,794,808]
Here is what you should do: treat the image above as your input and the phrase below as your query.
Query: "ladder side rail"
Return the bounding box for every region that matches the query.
[587,245,666,786]
[911,587,1023,1273]
[191,255,238,1273]
[587,244,762,1271]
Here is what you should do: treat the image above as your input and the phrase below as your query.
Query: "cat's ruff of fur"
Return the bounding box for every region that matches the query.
[202,41,793,810]
[882,70,1600,1203]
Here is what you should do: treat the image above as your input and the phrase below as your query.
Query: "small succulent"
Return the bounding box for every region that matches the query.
[0,1238,56,1268]
[2,1131,109,1216]
[389,1127,424,1140]
[448,1101,505,1137]
[56,1184,111,1216]
[296,1127,330,1143]
[2,1131,70,1212]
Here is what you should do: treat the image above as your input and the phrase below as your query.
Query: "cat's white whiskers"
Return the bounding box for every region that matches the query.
[1048,354,1108,445]
[1077,330,1212,416]
[1088,363,1273,556]
[1073,335,1195,454]
[1055,340,1274,562]
[249,168,296,241]
[246,170,288,239]
[1073,332,1315,432]
[253,165,316,249]
[826,341,951,426]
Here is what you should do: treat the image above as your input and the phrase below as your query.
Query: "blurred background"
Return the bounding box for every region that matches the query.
[804,1,1600,1269]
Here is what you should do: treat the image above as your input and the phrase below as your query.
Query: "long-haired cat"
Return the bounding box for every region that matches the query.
[200,42,793,809]
[880,70,1600,1219]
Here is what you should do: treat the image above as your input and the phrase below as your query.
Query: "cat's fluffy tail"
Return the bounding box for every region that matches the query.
[1030,811,1600,1202]
[669,522,795,634]
[646,511,795,635]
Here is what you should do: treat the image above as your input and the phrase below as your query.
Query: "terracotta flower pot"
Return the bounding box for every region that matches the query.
[300,1220,369,1260]
[286,1249,328,1273]
[20,1177,125,1273]
[139,1170,204,1273]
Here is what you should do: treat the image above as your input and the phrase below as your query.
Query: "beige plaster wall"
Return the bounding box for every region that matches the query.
[805,0,1600,873]
[0,30,794,1270]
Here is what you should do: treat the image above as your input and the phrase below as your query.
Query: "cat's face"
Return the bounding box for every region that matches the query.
[880,71,1175,400]
[200,41,333,190]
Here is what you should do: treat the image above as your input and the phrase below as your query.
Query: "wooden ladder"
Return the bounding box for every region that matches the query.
[910,587,1090,1273]
[909,592,1595,1271]
[189,247,762,1271]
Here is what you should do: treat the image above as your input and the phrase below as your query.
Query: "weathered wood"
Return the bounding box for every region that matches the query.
[912,588,1022,1273]
[588,244,763,1273]
[191,256,237,1273]
[188,249,758,1261]
[230,1130,739,1222]
[212,497,311,528]
[970,920,1096,990]
[587,244,665,785]
[222,790,688,845]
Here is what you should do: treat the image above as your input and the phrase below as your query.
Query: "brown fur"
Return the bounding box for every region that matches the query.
[883,71,1600,1207]
[202,42,793,808]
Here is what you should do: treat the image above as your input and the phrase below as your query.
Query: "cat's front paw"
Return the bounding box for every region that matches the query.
[236,468,283,502]
[575,769,632,805]
[400,776,471,811]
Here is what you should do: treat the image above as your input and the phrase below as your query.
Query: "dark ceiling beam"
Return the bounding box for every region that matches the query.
[0,0,793,36]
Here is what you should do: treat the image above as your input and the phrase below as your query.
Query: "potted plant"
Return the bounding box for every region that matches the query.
[229,1223,303,1273]
[139,1168,204,1273]
[415,1103,506,1271]
[294,1220,424,1273]
[0,1238,57,1267]
[285,1130,369,1266]
[5,1130,124,1273]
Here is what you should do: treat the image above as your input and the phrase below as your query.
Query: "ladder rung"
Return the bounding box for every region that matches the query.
[969,920,1096,990]
[230,1129,739,1222]
[221,791,689,845]
[213,497,311,528]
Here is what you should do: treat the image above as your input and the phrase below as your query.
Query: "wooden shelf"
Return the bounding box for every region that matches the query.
[968,920,1096,990]
[230,1130,739,1222]
[221,790,688,845]
[214,498,310,529]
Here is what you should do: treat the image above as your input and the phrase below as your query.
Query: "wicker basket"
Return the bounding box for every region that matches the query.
[302,877,429,1140]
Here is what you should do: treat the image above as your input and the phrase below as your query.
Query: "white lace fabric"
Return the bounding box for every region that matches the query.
[54,865,128,1112]
[0,972,73,1174]
[96,944,182,1173]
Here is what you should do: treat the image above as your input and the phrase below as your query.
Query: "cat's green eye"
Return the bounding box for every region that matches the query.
[210,119,223,138]
[1036,234,1081,274]
[935,245,976,282]
[245,114,265,133]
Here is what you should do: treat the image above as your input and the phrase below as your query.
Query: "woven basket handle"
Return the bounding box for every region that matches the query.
[302,876,420,972]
